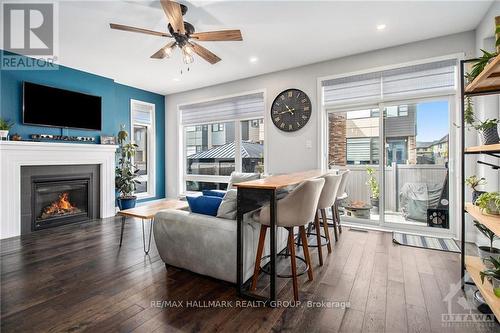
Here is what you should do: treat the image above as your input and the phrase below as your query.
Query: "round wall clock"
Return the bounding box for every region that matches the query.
[271,89,312,132]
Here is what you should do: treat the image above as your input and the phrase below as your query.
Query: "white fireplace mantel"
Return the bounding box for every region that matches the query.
[0,141,117,239]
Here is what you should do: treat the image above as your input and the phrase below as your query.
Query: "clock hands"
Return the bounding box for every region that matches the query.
[275,103,295,115]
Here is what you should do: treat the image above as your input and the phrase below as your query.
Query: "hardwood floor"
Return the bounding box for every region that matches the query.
[1,217,497,332]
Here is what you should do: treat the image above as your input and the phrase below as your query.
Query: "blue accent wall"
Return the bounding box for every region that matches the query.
[0,51,165,202]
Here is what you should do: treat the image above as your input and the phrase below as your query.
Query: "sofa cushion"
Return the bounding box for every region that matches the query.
[202,189,226,198]
[186,195,223,216]
[217,189,238,220]
[227,172,260,190]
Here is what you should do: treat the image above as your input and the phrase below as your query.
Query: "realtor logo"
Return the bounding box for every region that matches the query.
[3,3,54,55]
[1,2,58,70]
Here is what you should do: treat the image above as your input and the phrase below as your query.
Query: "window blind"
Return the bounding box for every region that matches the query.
[322,59,456,107]
[180,92,264,125]
[132,100,154,125]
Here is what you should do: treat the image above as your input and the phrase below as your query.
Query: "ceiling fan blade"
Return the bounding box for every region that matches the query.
[109,23,171,38]
[190,30,242,41]
[160,0,185,34]
[151,42,176,59]
[188,42,221,64]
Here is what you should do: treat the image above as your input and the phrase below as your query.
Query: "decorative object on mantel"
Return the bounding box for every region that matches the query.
[10,133,22,141]
[466,175,487,205]
[115,125,140,210]
[30,134,96,142]
[480,256,500,298]
[0,117,13,140]
[464,96,499,145]
[475,191,500,215]
[100,135,116,145]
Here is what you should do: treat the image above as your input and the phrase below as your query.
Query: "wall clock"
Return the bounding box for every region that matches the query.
[271,89,311,132]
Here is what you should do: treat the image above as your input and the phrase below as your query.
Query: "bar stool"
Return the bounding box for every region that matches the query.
[333,170,350,235]
[250,178,325,301]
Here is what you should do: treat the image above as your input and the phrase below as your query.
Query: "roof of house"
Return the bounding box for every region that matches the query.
[187,141,263,159]
[416,134,449,149]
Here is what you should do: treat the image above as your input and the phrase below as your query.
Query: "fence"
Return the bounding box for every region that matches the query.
[333,163,448,212]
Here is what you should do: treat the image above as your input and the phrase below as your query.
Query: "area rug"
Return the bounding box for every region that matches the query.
[392,232,460,253]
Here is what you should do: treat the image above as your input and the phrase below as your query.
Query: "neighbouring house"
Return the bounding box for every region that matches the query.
[416,134,449,165]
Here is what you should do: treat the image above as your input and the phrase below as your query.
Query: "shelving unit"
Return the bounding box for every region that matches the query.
[460,59,500,321]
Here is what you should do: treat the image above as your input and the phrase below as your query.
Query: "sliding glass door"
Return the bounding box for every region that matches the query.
[327,97,454,233]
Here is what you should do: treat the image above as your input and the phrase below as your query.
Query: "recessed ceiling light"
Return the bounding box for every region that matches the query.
[249,56,259,63]
[377,24,386,31]
[172,78,180,82]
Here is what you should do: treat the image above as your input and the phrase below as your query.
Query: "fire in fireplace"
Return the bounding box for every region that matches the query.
[39,192,82,220]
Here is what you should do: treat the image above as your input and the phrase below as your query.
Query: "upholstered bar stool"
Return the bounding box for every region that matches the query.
[332,170,350,235]
[250,178,325,301]
[308,174,342,266]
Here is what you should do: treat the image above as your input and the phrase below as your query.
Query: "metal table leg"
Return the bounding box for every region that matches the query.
[119,215,126,246]
[142,218,153,255]
[269,189,277,303]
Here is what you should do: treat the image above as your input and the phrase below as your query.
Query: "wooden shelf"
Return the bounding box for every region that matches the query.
[465,203,500,237]
[464,144,500,154]
[465,256,500,321]
[465,56,500,94]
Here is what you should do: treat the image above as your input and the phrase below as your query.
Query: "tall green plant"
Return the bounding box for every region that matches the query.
[464,96,499,132]
[480,256,500,297]
[466,49,497,83]
[115,125,140,198]
[366,167,379,199]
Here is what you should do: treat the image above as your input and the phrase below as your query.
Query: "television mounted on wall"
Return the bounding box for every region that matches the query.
[23,81,102,131]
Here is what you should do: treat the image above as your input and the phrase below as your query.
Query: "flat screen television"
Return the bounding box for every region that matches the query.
[23,82,102,131]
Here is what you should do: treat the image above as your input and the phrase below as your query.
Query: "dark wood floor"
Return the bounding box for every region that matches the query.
[1,216,497,333]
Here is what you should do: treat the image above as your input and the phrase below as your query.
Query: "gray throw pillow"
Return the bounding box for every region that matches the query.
[227,172,260,190]
[217,189,238,220]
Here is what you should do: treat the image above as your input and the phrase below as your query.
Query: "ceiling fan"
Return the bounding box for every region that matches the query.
[110,0,242,65]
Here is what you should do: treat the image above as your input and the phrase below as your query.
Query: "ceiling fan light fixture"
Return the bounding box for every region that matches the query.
[163,46,174,58]
[182,47,194,64]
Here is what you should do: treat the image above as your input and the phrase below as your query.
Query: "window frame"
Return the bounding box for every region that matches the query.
[130,99,156,199]
[181,117,265,194]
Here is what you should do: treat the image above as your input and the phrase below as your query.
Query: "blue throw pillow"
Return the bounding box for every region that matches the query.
[186,195,223,216]
[202,190,226,198]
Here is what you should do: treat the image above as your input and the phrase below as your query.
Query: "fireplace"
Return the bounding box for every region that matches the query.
[21,165,100,234]
[32,176,91,231]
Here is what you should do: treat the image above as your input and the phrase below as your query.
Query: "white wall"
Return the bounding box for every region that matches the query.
[165,31,476,198]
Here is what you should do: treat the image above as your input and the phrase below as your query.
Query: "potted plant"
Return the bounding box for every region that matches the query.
[464,96,500,145]
[0,118,13,140]
[466,49,497,84]
[480,256,500,298]
[473,221,500,268]
[475,192,500,215]
[115,125,140,210]
[366,167,379,214]
[466,175,487,204]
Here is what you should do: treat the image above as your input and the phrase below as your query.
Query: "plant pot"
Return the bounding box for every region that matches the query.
[473,190,486,205]
[483,199,500,215]
[370,197,379,214]
[478,246,500,269]
[117,196,137,210]
[0,130,9,140]
[492,277,500,298]
[480,127,500,145]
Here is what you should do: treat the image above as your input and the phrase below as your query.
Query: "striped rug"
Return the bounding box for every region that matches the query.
[392,232,460,253]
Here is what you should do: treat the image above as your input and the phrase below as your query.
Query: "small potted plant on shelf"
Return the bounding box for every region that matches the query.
[475,192,500,215]
[0,117,13,140]
[366,167,379,214]
[466,175,487,204]
[473,221,500,268]
[464,96,500,145]
[115,125,140,210]
[480,256,500,298]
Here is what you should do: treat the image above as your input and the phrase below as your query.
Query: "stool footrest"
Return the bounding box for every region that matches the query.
[295,233,330,248]
[259,254,309,278]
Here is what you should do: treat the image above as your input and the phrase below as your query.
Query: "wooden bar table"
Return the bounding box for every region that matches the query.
[233,170,323,304]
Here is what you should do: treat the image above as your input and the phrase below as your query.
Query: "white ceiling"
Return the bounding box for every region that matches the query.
[57,0,493,95]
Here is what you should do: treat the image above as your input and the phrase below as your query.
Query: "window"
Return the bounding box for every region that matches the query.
[180,92,265,193]
[131,100,155,198]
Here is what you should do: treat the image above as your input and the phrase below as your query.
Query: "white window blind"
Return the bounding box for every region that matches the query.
[322,59,456,107]
[132,100,154,125]
[180,92,264,125]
